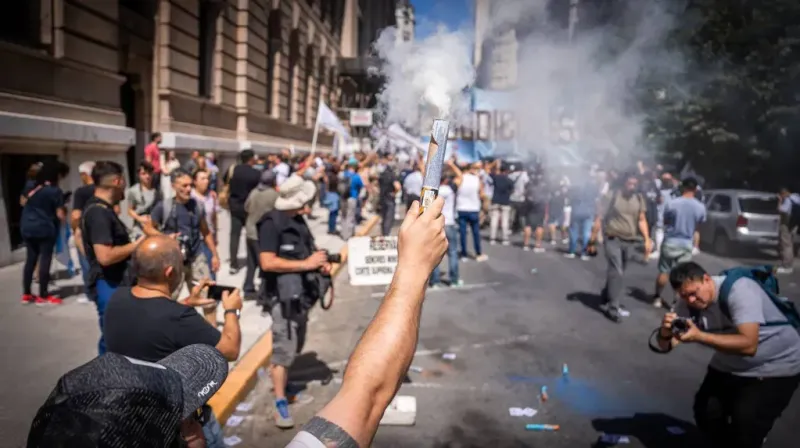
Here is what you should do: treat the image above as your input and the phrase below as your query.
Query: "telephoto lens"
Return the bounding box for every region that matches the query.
[327,252,342,264]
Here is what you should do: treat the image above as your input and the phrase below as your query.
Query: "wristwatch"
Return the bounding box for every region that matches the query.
[224,309,241,319]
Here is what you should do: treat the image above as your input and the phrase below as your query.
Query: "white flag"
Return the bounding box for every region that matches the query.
[317,101,350,139]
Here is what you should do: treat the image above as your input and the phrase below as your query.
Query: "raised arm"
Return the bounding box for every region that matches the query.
[313,198,447,447]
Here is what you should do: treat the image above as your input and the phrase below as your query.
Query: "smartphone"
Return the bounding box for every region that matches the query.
[208,285,236,301]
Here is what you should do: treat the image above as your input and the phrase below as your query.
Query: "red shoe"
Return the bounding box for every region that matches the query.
[42,296,63,305]
[34,297,48,306]
[21,294,36,305]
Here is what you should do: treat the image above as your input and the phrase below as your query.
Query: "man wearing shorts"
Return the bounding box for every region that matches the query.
[652,177,706,308]
[523,172,549,252]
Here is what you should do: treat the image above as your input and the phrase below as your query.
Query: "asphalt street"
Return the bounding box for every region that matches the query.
[227,231,800,448]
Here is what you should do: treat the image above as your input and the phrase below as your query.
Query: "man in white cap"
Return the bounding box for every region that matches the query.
[257,173,332,429]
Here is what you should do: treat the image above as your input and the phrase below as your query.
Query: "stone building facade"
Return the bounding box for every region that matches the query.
[0,0,349,265]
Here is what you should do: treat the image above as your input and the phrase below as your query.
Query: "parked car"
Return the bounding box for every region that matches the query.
[698,189,781,256]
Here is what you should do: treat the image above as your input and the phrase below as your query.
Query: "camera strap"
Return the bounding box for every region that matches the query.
[648,328,673,354]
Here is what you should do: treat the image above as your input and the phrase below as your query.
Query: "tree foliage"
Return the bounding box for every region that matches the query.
[645,0,800,189]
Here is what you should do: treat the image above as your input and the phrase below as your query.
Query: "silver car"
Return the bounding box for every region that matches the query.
[698,189,780,256]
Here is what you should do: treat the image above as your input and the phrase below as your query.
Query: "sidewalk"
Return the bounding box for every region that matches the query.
[0,205,351,448]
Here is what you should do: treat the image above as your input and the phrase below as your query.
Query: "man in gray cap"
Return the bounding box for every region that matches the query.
[243,170,278,300]
[257,173,332,428]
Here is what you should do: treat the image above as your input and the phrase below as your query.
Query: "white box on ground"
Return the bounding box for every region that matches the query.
[379,396,416,426]
[348,236,399,286]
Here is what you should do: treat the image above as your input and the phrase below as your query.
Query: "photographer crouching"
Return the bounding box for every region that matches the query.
[655,261,800,448]
[257,174,335,429]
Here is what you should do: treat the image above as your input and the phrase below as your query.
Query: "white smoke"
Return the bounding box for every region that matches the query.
[373,25,476,130]
[373,0,690,163]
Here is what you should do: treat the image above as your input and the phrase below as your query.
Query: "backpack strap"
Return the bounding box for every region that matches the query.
[718,268,795,328]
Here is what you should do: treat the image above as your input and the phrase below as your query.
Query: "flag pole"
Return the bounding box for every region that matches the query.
[310,99,321,155]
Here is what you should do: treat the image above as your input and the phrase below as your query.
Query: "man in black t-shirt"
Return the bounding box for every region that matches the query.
[258,174,331,429]
[82,161,143,355]
[104,234,242,447]
[377,157,401,236]
[71,161,96,300]
[151,169,220,323]
[226,150,261,274]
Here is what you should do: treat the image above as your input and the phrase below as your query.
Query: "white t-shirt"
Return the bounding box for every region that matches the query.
[509,171,529,203]
[273,162,290,186]
[403,171,423,196]
[439,184,456,226]
[456,173,481,212]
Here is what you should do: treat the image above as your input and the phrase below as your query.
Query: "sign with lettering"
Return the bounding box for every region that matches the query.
[347,236,399,286]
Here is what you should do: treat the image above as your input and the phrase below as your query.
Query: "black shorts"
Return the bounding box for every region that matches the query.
[526,209,546,229]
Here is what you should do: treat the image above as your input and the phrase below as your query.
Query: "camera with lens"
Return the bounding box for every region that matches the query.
[671,317,691,336]
[177,234,191,265]
[326,251,341,264]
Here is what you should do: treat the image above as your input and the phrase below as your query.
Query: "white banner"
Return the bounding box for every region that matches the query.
[347,236,399,286]
[317,101,350,138]
[349,109,374,127]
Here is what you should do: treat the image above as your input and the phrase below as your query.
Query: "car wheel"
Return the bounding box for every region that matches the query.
[713,231,731,257]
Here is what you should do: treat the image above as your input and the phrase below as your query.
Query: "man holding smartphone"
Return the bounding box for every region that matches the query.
[103,234,242,448]
[657,262,800,448]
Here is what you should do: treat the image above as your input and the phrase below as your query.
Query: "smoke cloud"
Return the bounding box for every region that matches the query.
[373,25,475,130]
[373,0,692,164]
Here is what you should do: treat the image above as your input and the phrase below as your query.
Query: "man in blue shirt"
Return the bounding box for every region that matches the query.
[340,160,364,240]
[652,177,706,307]
[566,181,599,260]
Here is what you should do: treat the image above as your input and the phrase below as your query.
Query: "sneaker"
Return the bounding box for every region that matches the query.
[460,256,471,262]
[229,266,240,276]
[42,296,63,305]
[649,251,660,260]
[287,392,315,406]
[34,297,48,307]
[523,246,531,252]
[617,306,631,317]
[451,280,464,288]
[601,304,622,323]
[475,254,489,262]
[274,398,294,429]
[428,283,442,290]
[502,240,510,246]
[561,238,569,244]
[550,240,557,246]
[580,255,591,261]
[21,294,36,305]
[490,240,497,246]
[564,253,576,259]
[692,247,700,256]
[533,247,545,254]
[76,295,91,304]
[652,297,664,308]
[776,267,794,275]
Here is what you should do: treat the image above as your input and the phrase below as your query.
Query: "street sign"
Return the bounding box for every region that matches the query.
[347,236,398,286]
[349,109,374,127]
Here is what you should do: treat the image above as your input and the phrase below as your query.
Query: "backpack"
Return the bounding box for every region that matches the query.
[218,164,236,210]
[718,266,800,332]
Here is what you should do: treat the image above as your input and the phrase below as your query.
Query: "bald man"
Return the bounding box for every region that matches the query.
[103,235,242,364]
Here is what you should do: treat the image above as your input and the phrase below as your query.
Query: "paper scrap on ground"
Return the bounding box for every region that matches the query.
[509,407,538,417]
[666,426,685,435]
[236,402,253,412]
[442,353,456,360]
[224,435,243,446]
[225,415,244,427]
[257,367,267,380]
[599,434,630,444]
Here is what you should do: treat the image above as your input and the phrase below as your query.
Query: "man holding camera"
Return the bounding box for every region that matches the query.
[657,261,800,448]
[258,174,332,429]
[150,169,220,324]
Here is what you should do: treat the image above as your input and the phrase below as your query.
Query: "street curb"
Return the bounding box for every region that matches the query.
[208,214,380,423]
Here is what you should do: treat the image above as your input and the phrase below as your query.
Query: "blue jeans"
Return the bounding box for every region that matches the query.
[431,225,460,285]
[202,410,225,448]
[95,278,119,355]
[458,211,482,257]
[569,215,594,255]
[201,242,216,281]
[328,209,339,233]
